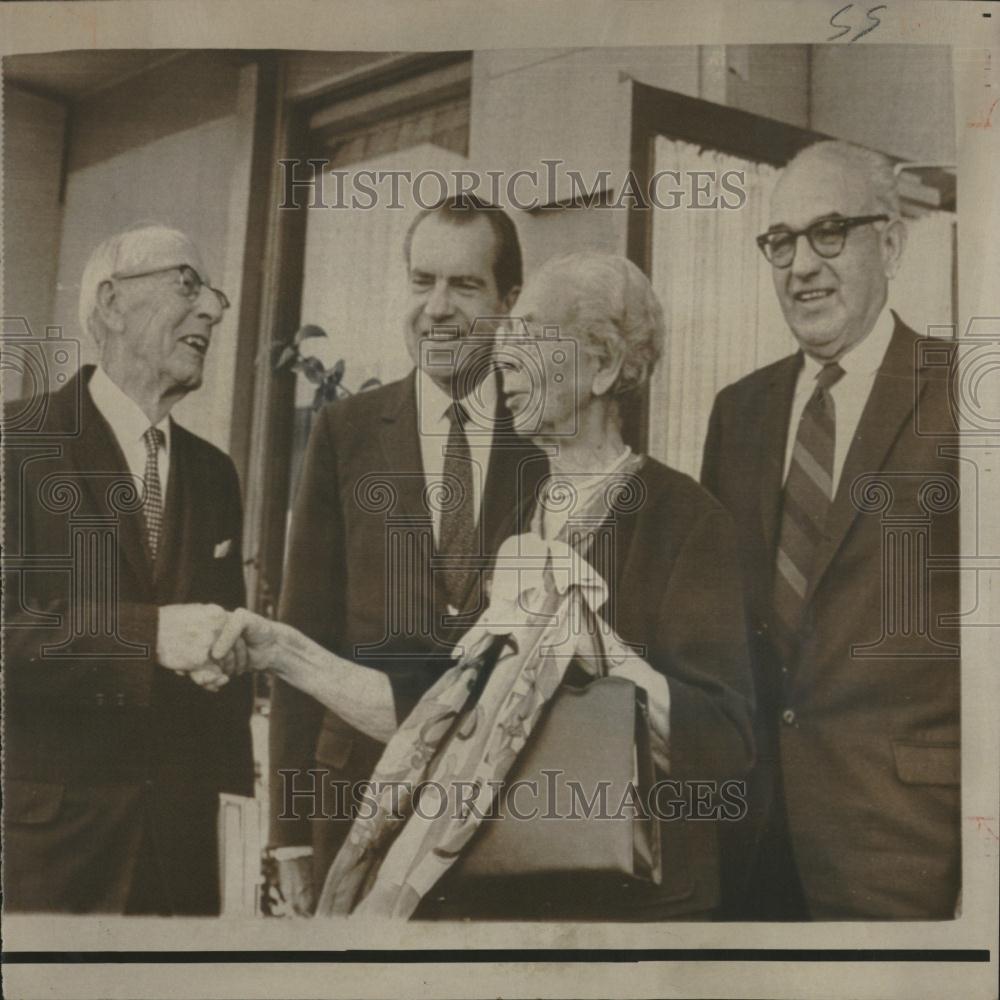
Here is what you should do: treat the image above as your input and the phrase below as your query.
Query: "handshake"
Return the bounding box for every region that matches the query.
[156,604,283,692]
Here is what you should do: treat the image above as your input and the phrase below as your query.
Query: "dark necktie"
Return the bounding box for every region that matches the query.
[773,362,845,659]
[437,402,476,610]
[142,425,165,559]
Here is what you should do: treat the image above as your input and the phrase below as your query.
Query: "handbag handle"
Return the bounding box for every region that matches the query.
[577,597,611,680]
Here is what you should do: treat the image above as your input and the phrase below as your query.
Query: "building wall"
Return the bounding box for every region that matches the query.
[469,46,702,273]
[2,84,67,399]
[810,44,955,163]
[725,45,810,126]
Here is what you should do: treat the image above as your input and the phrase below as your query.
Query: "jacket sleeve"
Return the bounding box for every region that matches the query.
[654,504,756,782]
[269,406,343,848]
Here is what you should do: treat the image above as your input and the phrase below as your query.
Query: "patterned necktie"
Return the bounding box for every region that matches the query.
[773,362,845,658]
[437,402,476,610]
[142,425,165,559]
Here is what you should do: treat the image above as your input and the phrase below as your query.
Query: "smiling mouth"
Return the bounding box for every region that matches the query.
[179,335,209,355]
[792,289,834,304]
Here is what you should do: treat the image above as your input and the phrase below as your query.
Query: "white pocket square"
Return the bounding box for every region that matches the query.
[214,539,233,559]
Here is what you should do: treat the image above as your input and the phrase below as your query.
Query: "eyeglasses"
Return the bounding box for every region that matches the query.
[112,264,230,311]
[756,215,889,269]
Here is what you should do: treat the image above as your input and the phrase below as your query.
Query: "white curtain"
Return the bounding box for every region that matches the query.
[648,138,787,479]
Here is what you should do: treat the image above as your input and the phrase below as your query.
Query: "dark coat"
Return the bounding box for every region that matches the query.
[269,371,545,880]
[3,366,253,914]
[701,316,961,918]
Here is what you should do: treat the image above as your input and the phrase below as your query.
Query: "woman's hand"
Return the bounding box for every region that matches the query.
[210,608,287,676]
[210,610,397,742]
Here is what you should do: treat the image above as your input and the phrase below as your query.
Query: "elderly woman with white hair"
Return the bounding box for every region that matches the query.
[213,252,753,921]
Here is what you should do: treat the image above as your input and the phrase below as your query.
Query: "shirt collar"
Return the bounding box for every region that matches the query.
[416,365,498,431]
[89,365,171,451]
[801,306,896,381]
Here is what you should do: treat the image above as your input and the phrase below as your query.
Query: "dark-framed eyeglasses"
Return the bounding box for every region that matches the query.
[112,263,230,312]
[756,215,889,269]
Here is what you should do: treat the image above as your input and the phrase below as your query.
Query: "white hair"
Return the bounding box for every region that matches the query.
[533,252,665,394]
[78,224,195,345]
[785,140,901,219]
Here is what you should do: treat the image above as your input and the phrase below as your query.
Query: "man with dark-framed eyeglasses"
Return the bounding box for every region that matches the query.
[702,140,960,920]
[3,224,253,914]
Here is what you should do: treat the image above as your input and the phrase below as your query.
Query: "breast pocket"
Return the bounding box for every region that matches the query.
[892,740,960,786]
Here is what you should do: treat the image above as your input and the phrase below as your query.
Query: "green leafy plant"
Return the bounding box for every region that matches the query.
[270,324,381,410]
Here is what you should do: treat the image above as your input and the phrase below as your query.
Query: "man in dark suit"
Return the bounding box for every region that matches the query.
[702,141,960,920]
[3,225,254,914]
[268,195,543,913]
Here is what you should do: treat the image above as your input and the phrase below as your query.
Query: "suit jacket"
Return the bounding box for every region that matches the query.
[701,316,960,918]
[3,366,254,914]
[269,371,545,877]
[418,456,755,920]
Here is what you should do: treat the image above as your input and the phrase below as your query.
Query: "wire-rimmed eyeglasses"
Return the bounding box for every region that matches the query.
[112,264,230,312]
[756,215,889,269]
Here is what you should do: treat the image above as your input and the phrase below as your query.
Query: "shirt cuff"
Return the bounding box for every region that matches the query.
[270,845,314,861]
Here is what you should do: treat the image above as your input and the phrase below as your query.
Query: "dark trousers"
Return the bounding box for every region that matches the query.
[717,759,809,921]
[5,781,221,916]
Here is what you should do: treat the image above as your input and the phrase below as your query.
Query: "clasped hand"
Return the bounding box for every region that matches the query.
[157,604,280,692]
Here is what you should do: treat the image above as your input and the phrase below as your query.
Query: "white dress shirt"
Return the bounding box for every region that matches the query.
[416,368,496,542]
[782,308,896,495]
[89,365,171,495]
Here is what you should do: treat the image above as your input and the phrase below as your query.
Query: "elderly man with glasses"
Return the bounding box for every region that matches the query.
[3,224,253,914]
[702,141,960,920]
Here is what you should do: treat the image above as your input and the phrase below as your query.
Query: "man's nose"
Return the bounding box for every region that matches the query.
[195,284,225,326]
[789,233,823,279]
[425,280,454,320]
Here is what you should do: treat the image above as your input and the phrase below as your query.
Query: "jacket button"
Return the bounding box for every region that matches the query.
[781,708,797,726]
[116,692,126,707]
[95,693,105,707]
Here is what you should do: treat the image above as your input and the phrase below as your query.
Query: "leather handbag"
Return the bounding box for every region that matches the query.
[452,617,662,886]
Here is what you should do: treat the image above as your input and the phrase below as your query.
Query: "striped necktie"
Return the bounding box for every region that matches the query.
[142,425,165,559]
[773,362,845,659]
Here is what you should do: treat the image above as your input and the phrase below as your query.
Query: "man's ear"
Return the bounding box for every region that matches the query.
[500,285,520,315]
[882,217,907,279]
[591,341,626,398]
[95,279,126,334]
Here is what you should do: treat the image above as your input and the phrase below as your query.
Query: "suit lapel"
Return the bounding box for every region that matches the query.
[805,320,923,604]
[377,371,428,520]
[758,354,802,556]
[65,371,153,590]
